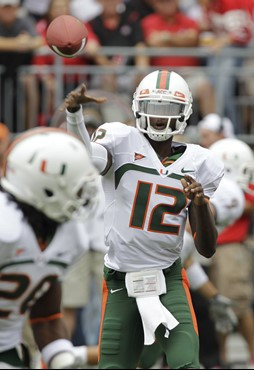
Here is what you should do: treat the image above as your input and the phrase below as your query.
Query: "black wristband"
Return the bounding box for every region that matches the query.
[67,106,80,113]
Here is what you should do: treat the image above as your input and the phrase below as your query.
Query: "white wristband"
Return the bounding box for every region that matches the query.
[42,339,73,367]
[72,346,88,366]
[50,352,75,369]
[186,262,208,291]
[66,106,84,125]
[66,106,92,153]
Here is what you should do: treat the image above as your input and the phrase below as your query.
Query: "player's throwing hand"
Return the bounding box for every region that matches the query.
[64,84,107,112]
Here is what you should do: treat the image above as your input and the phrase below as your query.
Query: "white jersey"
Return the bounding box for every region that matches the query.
[0,192,88,352]
[93,123,224,272]
[182,176,245,263]
[210,176,245,229]
[85,178,107,254]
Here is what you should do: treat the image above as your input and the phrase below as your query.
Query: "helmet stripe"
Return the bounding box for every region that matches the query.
[156,70,171,89]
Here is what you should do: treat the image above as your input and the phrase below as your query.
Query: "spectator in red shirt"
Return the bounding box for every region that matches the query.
[199,0,253,133]
[141,0,216,119]
[142,0,200,66]
[200,0,253,50]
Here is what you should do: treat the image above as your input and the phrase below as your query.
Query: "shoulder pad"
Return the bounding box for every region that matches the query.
[98,122,132,137]
[0,192,23,244]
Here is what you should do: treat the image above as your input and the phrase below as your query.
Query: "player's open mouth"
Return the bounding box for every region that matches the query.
[152,123,167,130]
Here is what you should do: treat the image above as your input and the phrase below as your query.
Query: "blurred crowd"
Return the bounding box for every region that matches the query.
[0,1,254,369]
[0,0,254,132]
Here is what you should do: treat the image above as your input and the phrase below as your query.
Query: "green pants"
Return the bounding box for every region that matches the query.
[99,259,200,369]
[139,341,163,369]
[0,348,25,368]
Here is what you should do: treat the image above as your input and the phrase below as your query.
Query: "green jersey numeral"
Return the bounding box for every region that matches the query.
[130,181,187,235]
[92,128,106,142]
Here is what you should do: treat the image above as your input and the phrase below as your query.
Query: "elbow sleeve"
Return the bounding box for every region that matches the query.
[66,107,92,153]
[66,107,111,174]
[91,142,112,175]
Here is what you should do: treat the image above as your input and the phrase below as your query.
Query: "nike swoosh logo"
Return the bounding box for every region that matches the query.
[181,168,195,174]
[110,288,124,294]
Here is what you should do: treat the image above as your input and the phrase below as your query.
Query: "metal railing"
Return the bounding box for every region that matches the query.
[1,46,254,140]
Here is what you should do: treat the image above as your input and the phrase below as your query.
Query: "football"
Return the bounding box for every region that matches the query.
[46,15,88,58]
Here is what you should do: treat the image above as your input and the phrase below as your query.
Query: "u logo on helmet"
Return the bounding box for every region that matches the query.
[40,160,67,176]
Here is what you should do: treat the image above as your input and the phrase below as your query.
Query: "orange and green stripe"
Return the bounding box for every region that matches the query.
[156,70,171,90]
[181,268,199,336]
[98,279,109,362]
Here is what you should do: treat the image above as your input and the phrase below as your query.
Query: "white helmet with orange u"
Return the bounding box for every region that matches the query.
[209,138,254,194]
[132,70,193,141]
[1,128,99,222]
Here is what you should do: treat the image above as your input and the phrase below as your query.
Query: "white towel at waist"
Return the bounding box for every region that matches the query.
[136,296,179,345]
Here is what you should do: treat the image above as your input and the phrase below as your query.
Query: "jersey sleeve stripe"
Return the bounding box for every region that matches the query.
[30,313,63,325]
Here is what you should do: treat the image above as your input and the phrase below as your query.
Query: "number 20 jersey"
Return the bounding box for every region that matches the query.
[94,122,224,272]
[0,192,88,352]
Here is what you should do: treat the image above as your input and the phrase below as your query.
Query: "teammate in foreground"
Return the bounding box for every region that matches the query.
[65,70,224,369]
[0,128,99,369]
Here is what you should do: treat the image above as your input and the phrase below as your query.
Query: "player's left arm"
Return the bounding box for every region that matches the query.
[30,281,92,369]
[30,281,74,368]
[30,281,68,348]
[182,175,218,258]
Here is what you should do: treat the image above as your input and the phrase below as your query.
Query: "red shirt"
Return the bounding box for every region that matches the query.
[141,13,200,67]
[206,0,253,45]
[33,20,98,66]
[218,184,254,245]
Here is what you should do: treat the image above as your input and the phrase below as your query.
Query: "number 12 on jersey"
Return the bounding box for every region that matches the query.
[129,181,187,235]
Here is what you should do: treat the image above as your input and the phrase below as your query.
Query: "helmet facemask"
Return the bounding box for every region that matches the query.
[238,162,254,195]
[62,174,101,222]
[133,93,192,141]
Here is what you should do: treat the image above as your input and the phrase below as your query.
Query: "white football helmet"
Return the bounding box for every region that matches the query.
[132,70,193,141]
[209,138,254,193]
[1,128,99,222]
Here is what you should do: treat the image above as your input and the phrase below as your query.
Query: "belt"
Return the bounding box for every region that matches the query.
[104,258,181,281]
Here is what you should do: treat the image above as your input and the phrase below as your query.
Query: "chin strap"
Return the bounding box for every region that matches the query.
[178,114,185,122]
